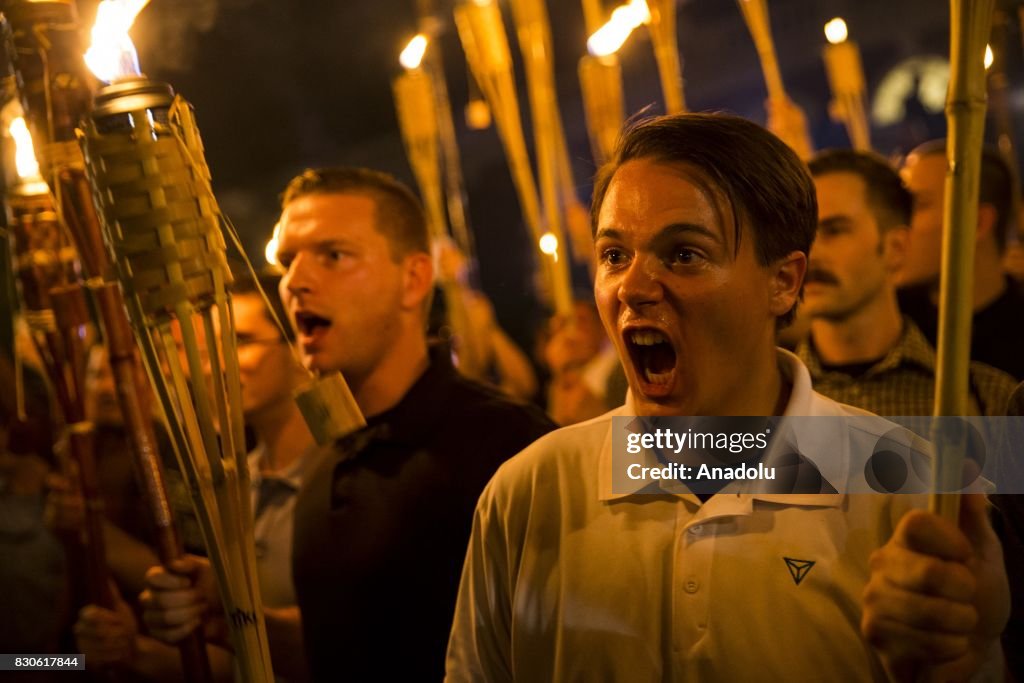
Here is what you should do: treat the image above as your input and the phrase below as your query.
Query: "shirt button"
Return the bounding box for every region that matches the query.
[684,578,700,594]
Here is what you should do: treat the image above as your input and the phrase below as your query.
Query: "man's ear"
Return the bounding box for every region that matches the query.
[883,226,910,276]
[769,250,806,318]
[402,251,435,311]
[976,203,998,244]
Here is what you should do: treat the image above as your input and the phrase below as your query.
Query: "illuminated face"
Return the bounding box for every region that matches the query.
[804,172,895,321]
[233,293,296,418]
[899,152,946,287]
[276,193,408,384]
[593,159,791,416]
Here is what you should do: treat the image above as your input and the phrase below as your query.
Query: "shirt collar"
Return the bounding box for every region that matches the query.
[248,439,318,491]
[798,317,936,381]
[598,348,843,508]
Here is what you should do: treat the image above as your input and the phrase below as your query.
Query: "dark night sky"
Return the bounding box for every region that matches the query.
[86,0,1017,343]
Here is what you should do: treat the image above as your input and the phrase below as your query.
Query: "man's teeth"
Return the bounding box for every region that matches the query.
[631,330,668,346]
[644,368,673,384]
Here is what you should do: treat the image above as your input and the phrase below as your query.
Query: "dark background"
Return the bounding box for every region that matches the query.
[13,0,1024,348]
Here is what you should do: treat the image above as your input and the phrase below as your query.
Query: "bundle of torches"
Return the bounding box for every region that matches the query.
[0,0,998,679]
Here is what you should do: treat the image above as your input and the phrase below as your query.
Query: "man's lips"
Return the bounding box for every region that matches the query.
[292,311,332,349]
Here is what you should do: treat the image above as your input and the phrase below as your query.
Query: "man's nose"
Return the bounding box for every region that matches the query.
[282,252,316,299]
[618,254,664,309]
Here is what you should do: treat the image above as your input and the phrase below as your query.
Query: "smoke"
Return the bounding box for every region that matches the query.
[131,0,254,73]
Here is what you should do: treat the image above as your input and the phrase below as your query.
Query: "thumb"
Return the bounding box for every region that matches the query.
[958,493,994,551]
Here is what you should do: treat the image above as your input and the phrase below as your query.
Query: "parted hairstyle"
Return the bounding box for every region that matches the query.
[590,113,818,326]
[281,167,430,261]
[808,148,913,231]
[909,140,1015,253]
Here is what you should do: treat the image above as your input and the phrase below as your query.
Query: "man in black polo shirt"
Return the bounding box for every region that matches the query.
[141,168,553,680]
[898,141,1024,380]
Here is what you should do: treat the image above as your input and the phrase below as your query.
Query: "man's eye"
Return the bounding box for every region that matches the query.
[671,247,700,265]
[600,247,627,266]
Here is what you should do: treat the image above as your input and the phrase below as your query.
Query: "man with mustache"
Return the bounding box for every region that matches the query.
[446,115,1009,681]
[798,149,1015,419]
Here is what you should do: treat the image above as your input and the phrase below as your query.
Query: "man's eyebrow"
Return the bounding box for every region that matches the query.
[655,222,722,245]
[594,227,623,241]
[818,215,852,229]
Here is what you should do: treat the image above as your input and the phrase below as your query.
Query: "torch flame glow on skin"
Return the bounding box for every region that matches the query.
[587,0,651,58]
[984,44,994,70]
[400,34,429,70]
[824,18,848,45]
[9,117,41,181]
[84,0,151,83]
[539,232,559,255]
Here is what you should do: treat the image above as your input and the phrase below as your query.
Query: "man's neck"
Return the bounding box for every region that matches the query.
[252,400,314,474]
[351,329,431,418]
[811,291,902,365]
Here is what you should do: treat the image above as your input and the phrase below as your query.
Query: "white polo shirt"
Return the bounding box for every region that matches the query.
[446,350,939,682]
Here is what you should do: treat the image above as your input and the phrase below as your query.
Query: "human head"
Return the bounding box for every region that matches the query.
[275,167,434,388]
[899,141,1014,286]
[230,273,304,420]
[591,113,811,416]
[804,149,911,321]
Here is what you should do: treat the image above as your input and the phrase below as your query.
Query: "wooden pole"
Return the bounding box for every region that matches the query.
[646,0,686,114]
[930,0,995,520]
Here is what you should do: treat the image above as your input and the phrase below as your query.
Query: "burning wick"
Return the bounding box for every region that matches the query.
[84,0,151,83]
[824,17,848,45]
[984,44,994,70]
[539,231,559,256]
[400,34,429,71]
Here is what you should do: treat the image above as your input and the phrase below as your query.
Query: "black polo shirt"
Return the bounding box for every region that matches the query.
[292,351,554,681]
[898,279,1024,380]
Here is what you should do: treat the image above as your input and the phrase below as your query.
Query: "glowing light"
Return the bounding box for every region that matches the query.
[9,117,41,180]
[587,0,650,58]
[400,34,429,70]
[824,18,848,45]
[539,232,559,255]
[984,44,994,70]
[84,0,150,82]
[265,223,281,266]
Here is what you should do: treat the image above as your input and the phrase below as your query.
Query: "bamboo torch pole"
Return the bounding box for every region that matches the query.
[510,0,574,316]
[646,0,685,114]
[735,0,813,159]
[454,0,571,315]
[930,0,996,520]
[0,3,212,678]
[822,18,872,151]
[393,57,488,377]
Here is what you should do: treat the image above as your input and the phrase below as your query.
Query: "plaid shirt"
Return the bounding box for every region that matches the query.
[797,318,1016,420]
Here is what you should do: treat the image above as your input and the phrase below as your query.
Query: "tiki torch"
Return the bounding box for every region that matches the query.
[0,1,211,678]
[735,0,813,159]
[2,104,114,611]
[822,17,871,151]
[646,0,685,114]
[931,0,996,521]
[509,0,577,314]
[455,0,572,315]
[393,35,487,377]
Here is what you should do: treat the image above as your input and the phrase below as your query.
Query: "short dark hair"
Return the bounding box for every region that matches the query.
[281,167,430,260]
[808,149,912,231]
[590,113,817,326]
[230,272,294,342]
[910,141,1015,252]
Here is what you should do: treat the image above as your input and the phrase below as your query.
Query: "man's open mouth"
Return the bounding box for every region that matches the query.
[294,311,332,338]
[625,329,677,388]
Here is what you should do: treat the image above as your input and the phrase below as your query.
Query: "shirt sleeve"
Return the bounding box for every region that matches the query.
[445,477,515,683]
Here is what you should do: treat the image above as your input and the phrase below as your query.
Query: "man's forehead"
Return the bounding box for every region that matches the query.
[278,192,378,236]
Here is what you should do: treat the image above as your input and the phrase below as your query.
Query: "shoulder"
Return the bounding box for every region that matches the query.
[443,373,555,433]
[969,360,1018,412]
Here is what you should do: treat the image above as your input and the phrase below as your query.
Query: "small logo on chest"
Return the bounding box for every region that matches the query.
[783,557,815,585]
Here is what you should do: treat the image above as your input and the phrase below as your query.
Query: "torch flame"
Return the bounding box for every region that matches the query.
[400,34,429,70]
[587,0,651,58]
[84,0,151,83]
[9,116,41,181]
[539,231,559,255]
[824,17,848,45]
[984,44,994,70]
[265,223,281,267]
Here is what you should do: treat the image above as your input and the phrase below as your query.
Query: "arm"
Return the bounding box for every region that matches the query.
[861,494,1009,681]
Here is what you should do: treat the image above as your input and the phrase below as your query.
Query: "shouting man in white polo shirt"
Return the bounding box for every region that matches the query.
[446,114,1009,682]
